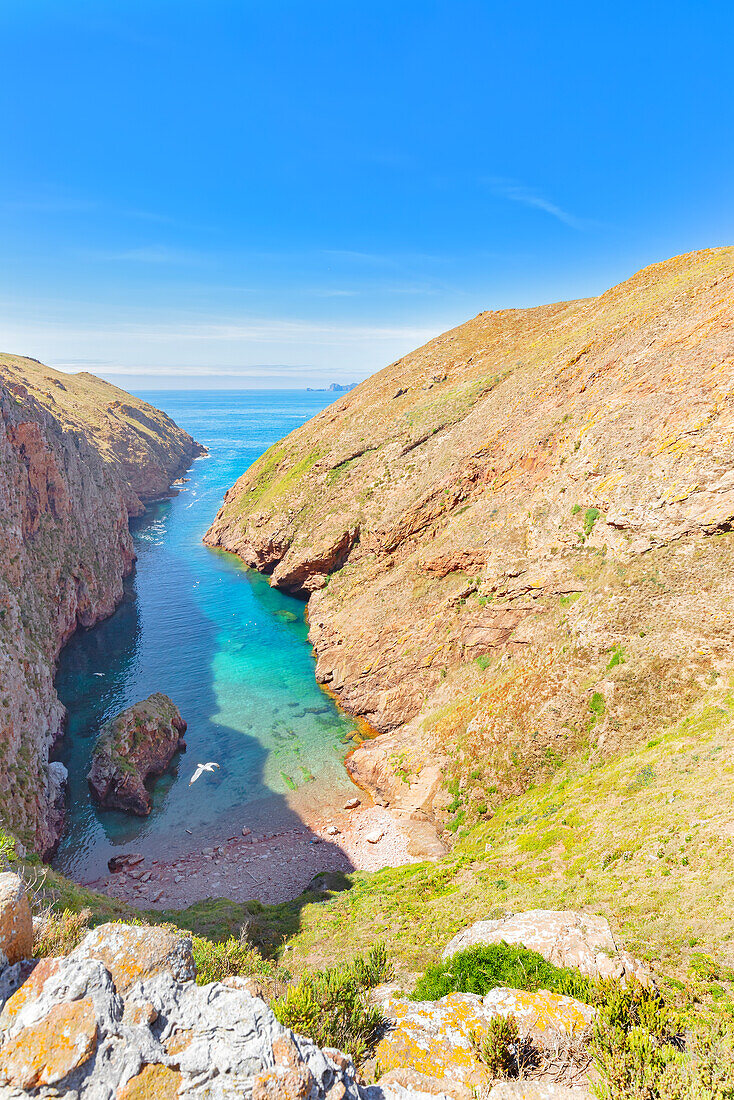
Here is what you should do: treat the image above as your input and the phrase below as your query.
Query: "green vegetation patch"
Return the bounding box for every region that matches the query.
[583,506,601,537]
[230,445,324,514]
[411,942,593,1003]
[272,944,392,1063]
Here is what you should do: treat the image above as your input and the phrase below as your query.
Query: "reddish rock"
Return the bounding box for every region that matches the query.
[0,873,32,969]
[203,247,734,822]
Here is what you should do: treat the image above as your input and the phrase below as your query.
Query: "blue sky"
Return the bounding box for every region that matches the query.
[2,0,732,388]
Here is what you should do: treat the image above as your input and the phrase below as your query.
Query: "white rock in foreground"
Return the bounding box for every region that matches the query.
[0,922,389,1099]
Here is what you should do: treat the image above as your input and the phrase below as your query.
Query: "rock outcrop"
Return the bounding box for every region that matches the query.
[205,247,734,823]
[0,922,366,1098]
[441,911,650,986]
[0,355,203,856]
[370,986,594,1100]
[0,875,31,973]
[87,694,187,816]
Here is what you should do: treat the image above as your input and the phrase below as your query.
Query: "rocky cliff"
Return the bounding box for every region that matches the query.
[205,247,734,826]
[0,355,203,856]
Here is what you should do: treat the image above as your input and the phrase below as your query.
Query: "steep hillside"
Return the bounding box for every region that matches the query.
[205,247,734,830]
[0,355,203,856]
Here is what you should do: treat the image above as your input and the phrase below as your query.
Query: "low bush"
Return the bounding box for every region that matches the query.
[472,1013,522,1077]
[411,942,594,1003]
[589,979,684,1100]
[0,831,17,866]
[192,933,281,986]
[272,944,392,1063]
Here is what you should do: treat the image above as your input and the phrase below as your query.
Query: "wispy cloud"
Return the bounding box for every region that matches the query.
[85,245,200,264]
[484,177,585,229]
[54,358,112,366]
[53,318,438,345]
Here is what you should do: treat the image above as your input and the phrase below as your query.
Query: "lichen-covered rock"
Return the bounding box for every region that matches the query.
[371,988,594,1099]
[0,997,98,1088]
[0,355,203,856]
[0,922,367,1098]
[87,694,187,816]
[0,875,31,972]
[481,988,595,1038]
[442,910,650,985]
[373,1067,457,1099]
[69,922,195,994]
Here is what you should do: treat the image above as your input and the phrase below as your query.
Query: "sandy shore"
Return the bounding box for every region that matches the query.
[82,802,433,909]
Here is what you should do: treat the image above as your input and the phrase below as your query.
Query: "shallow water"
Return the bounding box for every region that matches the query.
[53,391,359,879]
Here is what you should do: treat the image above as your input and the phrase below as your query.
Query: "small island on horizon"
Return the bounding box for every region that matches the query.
[306,382,358,392]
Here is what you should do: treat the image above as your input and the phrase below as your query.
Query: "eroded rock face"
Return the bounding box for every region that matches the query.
[0,923,369,1099]
[441,910,650,986]
[87,695,187,816]
[204,247,734,821]
[0,355,203,855]
[0,875,31,973]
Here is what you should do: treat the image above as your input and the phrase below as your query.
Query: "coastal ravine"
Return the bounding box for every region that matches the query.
[51,391,366,888]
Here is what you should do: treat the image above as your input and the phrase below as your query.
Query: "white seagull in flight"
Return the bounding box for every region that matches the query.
[189,762,221,786]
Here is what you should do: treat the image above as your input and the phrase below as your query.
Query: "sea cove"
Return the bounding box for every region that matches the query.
[52,390,361,881]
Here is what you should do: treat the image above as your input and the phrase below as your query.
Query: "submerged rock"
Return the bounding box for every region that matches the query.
[87,694,186,816]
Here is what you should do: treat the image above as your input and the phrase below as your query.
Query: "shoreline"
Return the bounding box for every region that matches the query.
[81,800,438,909]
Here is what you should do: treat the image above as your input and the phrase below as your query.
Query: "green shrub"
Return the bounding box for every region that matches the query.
[589,979,684,1100]
[583,507,601,536]
[272,945,392,1063]
[589,691,606,717]
[656,1025,734,1099]
[473,1013,521,1077]
[192,934,280,985]
[411,942,594,1003]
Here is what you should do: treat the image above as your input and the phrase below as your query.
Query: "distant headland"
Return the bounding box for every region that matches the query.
[306,382,358,392]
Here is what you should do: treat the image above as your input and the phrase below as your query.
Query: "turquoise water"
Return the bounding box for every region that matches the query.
[53,391,359,879]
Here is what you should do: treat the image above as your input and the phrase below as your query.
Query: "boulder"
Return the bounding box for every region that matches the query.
[0,922,368,1098]
[87,693,187,816]
[107,854,145,874]
[0,874,32,972]
[441,910,651,985]
[371,988,594,1100]
[69,922,195,995]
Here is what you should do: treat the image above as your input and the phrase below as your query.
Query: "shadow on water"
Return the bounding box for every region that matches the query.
[51,390,362,930]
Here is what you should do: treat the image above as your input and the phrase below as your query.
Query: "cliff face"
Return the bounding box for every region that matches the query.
[0,355,203,856]
[205,247,734,825]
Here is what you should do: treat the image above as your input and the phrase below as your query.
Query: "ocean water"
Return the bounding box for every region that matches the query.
[53,390,359,879]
